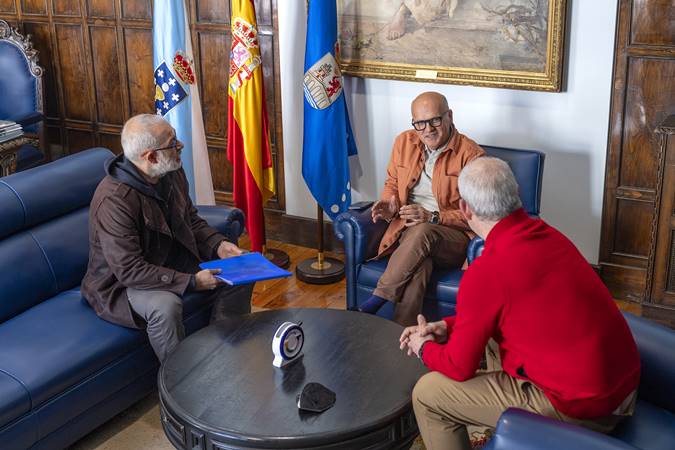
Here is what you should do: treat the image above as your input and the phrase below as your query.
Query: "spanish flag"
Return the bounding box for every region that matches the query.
[227,0,275,252]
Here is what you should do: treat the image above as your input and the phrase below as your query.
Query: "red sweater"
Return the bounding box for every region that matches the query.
[422,209,640,419]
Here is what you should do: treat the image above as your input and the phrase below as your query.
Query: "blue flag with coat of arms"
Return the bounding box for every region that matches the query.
[303,0,358,219]
[153,0,214,205]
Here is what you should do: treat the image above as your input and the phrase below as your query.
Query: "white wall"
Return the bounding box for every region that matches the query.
[278,0,618,264]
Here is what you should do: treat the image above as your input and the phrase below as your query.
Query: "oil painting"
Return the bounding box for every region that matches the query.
[337,0,567,91]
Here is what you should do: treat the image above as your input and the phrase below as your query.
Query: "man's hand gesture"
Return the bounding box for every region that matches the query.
[217,240,244,259]
[195,269,224,291]
[399,204,432,227]
[399,314,448,357]
[372,195,399,223]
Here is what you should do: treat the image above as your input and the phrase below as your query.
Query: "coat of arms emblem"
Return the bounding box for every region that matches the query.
[303,50,343,110]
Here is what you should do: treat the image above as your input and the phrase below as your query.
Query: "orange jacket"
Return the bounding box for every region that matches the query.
[377,128,485,257]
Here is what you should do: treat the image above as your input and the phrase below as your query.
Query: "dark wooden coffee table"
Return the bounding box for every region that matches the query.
[158,308,427,449]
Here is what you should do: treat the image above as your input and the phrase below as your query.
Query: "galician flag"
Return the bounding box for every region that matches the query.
[227,0,275,252]
[303,0,358,219]
[153,0,214,205]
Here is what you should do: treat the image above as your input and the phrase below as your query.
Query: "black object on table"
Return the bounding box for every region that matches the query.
[158,308,427,450]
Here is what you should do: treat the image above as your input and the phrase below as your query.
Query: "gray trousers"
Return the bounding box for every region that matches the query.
[127,284,253,362]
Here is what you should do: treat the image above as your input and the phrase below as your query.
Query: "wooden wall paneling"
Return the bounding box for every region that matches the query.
[619,58,675,189]
[122,27,154,116]
[66,128,95,153]
[0,0,15,13]
[87,0,114,18]
[120,0,150,20]
[630,0,675,46]
[53,0,80,17]
[89,25,124,125]
[21,0,46,15]
[197,30,229,138]
[99,131,122,154]
[649,118,675,308]
[254,0,272,26]
[612,199,653,258]
[55,24,93,120]
[195,0,229,23]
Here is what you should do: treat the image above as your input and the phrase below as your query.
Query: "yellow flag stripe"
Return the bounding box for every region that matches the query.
[230,0,275,201]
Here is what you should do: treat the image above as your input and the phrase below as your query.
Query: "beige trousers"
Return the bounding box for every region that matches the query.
[413,341,631,450]
[374,223,468,326]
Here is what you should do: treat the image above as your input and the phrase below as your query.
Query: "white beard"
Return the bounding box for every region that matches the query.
[148,151,182,178]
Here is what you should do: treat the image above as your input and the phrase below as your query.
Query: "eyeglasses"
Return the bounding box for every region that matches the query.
[411,111,448,131]
[151,138,183,153]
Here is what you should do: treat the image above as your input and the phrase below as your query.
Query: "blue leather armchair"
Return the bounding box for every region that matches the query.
[0,148,246,450]
[0,20,48,172]
[334,145,544,320]
[484,312,675,450]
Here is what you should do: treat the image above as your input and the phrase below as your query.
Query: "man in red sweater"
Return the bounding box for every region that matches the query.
[400,157,640,450]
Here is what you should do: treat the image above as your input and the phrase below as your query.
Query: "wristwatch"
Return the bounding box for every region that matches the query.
[418,341,428,362]
[429,211,440,225]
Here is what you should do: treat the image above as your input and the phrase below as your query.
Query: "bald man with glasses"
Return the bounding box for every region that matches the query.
[359,92,484,325]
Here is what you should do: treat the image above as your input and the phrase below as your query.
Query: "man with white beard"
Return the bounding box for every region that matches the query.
[82,114,252,362]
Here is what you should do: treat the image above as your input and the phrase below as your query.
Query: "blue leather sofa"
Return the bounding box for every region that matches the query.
[484,312,675,450]
[334,145,544,320]
[0,148,246,450]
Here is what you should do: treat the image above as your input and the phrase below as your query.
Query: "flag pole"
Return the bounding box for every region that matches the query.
[296,203,344,284]
[261,216,290,269]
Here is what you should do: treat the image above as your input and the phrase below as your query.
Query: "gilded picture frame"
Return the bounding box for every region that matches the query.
[337,0,567,92]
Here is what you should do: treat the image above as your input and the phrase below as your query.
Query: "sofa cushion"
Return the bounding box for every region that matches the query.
[30,208,89,292]
[0,232,58,323]
[0,370,30,429]
[0,286,215,409]
[0,289,146,408]
[0,148,109,233]
[358,258,463,301]
[611,400,675,450]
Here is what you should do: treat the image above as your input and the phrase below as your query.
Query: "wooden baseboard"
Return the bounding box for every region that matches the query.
[264,209,343,253]
[642,304,675,329]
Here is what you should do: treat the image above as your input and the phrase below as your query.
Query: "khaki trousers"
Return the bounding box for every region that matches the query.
[374,223,468,326]
[413,341,631,450]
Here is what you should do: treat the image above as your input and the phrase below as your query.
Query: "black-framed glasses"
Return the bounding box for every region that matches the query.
[151,138,183,153]
[411,111,448,131]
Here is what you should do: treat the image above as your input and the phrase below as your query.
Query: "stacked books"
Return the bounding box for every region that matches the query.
[0,120,23,144]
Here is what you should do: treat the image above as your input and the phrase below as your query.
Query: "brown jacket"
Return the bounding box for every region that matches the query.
[81,155,225,329]
[377,128,485,257]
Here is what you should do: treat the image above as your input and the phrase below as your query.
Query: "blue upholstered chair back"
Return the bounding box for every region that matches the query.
[622,313,675,412]
[0,21,43,134]
[0,148,111,323]
[482,145,545,216]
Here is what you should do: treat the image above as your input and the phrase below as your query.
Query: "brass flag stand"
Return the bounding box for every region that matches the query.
[295,204,344,284]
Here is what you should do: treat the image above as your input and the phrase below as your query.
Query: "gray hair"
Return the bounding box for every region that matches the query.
[121,114,166,161]
[458,157,522,221]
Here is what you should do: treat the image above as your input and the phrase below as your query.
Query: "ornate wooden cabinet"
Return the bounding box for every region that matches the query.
[647,117,675,324]
[599,0,675,326]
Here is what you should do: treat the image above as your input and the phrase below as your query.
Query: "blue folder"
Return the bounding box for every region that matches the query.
[199,252,292,285]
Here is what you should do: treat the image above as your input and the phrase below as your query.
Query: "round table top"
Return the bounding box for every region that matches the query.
[158,308,427,448]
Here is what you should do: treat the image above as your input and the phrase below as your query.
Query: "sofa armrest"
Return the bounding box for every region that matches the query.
[334,208,388,310]
[196,205,245,245]
[484,409,637,450]
[15,112,44,128]
[467,237,484,265]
